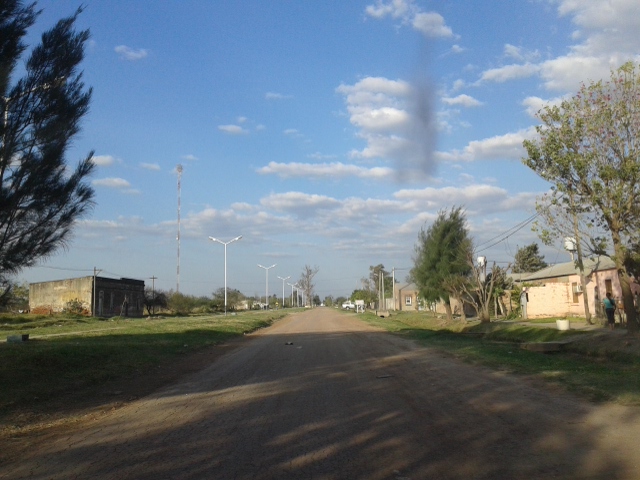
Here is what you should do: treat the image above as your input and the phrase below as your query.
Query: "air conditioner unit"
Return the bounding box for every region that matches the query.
[573,284,583,293]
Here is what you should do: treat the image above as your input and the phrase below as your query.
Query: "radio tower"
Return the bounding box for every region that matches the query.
[176,164,183,293]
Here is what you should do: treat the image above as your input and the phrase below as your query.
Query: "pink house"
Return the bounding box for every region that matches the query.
[518,256,640,319]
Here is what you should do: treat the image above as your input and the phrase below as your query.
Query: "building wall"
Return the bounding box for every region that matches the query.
[29,277,93,314]
[95,277,145,317]
[523,269,640,319]
[30,276,145,317]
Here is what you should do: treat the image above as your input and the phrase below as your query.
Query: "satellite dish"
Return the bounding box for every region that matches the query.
[563,237,577,252]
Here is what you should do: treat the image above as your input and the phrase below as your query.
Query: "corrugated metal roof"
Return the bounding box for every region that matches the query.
[519,256,616,282]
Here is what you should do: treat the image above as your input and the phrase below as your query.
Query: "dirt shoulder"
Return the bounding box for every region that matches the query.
[0,335,250,459]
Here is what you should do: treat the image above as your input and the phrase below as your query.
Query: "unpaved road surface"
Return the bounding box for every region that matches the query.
[2,308,640,479]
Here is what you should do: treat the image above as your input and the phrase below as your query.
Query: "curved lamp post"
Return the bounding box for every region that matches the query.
[257,263,276,308]
[209,235,242,315]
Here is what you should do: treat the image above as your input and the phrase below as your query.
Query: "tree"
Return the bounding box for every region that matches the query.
[512,243,548,273]
[411,207,472,321]
[143,288,168,315]
[297,265,319,308]
[212,287,245,311]
[0,3,95,295]
[532,191,604,324]
[0,279,28,311]
[523,61,640,333]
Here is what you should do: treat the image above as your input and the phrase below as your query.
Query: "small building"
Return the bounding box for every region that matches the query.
[516,256,640,319]
[394,283,420,311]
[29,276,145,317]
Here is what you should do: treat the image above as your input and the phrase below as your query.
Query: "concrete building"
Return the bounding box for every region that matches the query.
[29,276,145,317]
[516,256,640,319]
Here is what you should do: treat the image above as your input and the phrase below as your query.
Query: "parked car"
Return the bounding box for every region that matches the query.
[342,301,355,310]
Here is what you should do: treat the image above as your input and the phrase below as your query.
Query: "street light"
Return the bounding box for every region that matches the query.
[277,276,290,308]
[257,264,276,308]
[209,235,242,315]
[287,283,296,308]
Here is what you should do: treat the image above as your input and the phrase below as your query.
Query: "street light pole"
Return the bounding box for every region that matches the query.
[257,264,276,308]
[287,283,295,308]
[277,276,290,308]
[209,235,242,315]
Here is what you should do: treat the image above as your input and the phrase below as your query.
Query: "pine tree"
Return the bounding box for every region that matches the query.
[0,2,95,288]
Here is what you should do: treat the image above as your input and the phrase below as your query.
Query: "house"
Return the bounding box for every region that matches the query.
[30,276,145,317]
[516,256,640,319]
[394,283,420,311]
[393,282,477,317]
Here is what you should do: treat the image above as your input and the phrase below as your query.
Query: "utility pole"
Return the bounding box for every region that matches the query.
[149,276,157,315]
[93,267,102,317]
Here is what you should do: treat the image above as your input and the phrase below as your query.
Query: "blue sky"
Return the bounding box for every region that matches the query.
[18,0,640,300]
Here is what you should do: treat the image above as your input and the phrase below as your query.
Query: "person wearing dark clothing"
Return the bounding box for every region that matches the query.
[603,292,616,330]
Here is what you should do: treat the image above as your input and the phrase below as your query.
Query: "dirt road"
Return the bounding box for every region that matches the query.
[2,308,640,479]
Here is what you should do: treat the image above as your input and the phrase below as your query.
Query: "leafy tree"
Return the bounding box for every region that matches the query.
[523,61,640,332]
[143,288,168,315]
[335,296,347,307]
[0,3,95,296]
[350,288,376,306]
[0,279,28,311]
[212,287,245,311]
[297,264,319,308]
[512,243,548,273]
[411,207,472,321]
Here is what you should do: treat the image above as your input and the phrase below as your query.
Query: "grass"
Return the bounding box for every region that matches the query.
[357,311,640,405]
[0,310,290,417]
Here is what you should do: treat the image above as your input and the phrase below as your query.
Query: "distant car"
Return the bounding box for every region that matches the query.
[342,301,355,310]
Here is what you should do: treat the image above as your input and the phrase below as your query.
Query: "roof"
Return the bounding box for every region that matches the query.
[396,282,418,291]
[518,256,616,282]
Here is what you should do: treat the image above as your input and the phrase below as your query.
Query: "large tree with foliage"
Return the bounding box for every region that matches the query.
[411,207,472,321]
[523,61,640,333]
[512,243,547,273]
[0,2,95,294]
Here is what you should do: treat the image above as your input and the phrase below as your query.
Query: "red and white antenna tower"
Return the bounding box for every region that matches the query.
[176,164,183,293]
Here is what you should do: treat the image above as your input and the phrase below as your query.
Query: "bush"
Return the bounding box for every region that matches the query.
[62,298,90,316]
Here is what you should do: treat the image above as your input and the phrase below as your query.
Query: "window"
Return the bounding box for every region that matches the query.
[571,282,579,304]
[405,295,412,306]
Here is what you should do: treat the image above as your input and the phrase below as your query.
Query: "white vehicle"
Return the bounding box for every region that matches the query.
[342,301,355,310]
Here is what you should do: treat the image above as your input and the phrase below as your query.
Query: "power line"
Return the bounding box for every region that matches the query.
[475,213,539,253]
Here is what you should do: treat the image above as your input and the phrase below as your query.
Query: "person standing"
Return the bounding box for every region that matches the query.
[603,292,616,330]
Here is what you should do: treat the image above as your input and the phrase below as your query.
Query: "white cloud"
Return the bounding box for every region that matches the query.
[436,127,537,163]
[336,76,437,179]
[442,94,484,108]
[411,12,453,38]
[365,0,455,38]
[92,177,132,189]
[140,163,161,171]
[482,2,640,92]
[450,45,465,54]
[307,152,337,160]
[265,92,292,100]
[218,124,249,135]
[114,45,148,61]
[92,155,117,166]
[479,63,540,83]
[181,154,198,161]
[256,161,393,180]
[522,96,564,118]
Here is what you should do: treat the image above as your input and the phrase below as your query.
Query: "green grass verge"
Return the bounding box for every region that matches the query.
[358,311,640,405]
[0,311,289,416]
